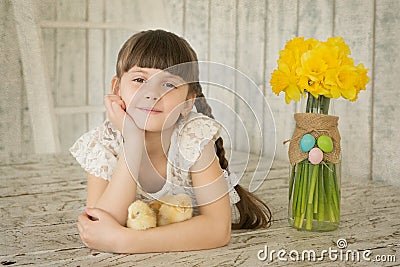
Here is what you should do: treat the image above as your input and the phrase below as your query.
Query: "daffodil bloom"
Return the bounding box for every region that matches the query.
[336,65,358,100]
[284,37,317,66]
[326,36,351,57]
[270,36,369,103]
[298,50,328,83]
[270,62,301,103]
[355,63,370,91]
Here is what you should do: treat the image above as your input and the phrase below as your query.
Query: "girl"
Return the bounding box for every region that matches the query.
[70,29,271,253]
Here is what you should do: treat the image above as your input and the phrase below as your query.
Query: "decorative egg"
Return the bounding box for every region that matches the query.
[317,135,333,153]
[308,147,323,164]
[300,134,316,152]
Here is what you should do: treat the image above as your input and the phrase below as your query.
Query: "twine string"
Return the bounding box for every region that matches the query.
[288,113,341,166]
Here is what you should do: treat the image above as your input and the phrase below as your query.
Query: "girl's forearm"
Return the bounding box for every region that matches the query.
[94,152,138,224]
[121,116,145,178]
[94,118,144,224]
[117,214,231,253]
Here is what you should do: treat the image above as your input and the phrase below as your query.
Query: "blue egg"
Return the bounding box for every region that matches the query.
[300,134,316,152]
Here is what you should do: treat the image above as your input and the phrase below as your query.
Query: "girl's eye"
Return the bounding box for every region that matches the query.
[163,82,177,89]
[133,78,146,83]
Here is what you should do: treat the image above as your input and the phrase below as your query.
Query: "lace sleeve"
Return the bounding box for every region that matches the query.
[69,120,123,180]
[176,113,221,171]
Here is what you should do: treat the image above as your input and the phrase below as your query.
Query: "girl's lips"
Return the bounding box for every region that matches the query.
[137,107,163,114]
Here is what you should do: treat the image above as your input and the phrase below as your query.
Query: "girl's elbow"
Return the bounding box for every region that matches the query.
[213,221,231,247]
[221,230,231,246]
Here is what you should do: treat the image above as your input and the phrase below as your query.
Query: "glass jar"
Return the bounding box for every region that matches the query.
[288,160,341,231]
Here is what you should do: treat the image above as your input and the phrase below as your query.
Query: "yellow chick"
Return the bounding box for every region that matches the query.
[156,193,193,226]
[126,200,157,230]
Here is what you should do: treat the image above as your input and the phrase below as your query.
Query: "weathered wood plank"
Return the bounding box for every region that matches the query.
[87,0,106,130]
[373,0,400,186]
[297,0,334,41]
[235,0,266,154]
[264,0,298,163]
[183,0,209,61]
[161,0,184,36]
[207,0,237,152]
[334,0,374,181]
[55,0,88,151]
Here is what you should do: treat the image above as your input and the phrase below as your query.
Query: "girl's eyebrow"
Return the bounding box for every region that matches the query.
[127,69,148,75]
[127,69,185,83]
[162,73,183,81]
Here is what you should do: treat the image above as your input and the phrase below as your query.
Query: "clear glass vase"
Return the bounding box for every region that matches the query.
[288,160,341,231]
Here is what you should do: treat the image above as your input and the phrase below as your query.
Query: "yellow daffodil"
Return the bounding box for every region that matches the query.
[270,36,369,103]
[326,36,351,57]
[336,65,358,100]
[270,62,302,103]
[355,63,369,91]
[314,43,340,69]
[284,37,317,66]
[296,49,328,99]
[323,69,341,99]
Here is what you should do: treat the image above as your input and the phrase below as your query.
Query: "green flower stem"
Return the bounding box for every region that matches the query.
[292,163,302,217]
[321,96,330,114]
[301,164,309,215]
[317,164,325,221]
[305,164,319,230]
[306,93,313,113]
[289,163,296,202]
[328,163,339,222]
[313,166,319,215]
[292,164,301,226]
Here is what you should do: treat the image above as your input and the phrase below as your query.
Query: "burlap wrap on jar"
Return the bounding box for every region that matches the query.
[288,113,341,166]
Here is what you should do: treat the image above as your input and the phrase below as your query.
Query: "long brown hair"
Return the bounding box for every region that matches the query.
[116,29,272,229]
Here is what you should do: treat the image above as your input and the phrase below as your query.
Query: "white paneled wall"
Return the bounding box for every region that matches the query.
[2,0,399,185]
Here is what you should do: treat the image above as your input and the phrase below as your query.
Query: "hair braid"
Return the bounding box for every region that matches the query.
[194,92,214,119]
[194,87,272,230]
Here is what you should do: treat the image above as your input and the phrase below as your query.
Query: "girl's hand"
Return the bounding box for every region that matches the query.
[77,207,126,253]
[104,94,126,133]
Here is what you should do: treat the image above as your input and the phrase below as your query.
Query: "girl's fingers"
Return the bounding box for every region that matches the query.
[85,207,102,221]
[111,102,126,120]
[104,94,127,132]
[77,212,89,245]
[104,95,126,111]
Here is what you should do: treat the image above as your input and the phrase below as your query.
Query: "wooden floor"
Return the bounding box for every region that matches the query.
[0,154,399,266]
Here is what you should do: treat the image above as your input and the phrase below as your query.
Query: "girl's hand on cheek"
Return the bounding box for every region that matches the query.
[77,208,127,253]
[104,94,126,133]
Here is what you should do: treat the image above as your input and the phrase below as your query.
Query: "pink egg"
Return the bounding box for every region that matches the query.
[308,147,323,164]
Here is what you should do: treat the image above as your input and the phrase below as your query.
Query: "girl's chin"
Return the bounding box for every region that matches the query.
[128,110,181,132]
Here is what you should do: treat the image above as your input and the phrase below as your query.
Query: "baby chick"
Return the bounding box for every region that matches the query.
[126,200,157,230]
[156,193,193,226]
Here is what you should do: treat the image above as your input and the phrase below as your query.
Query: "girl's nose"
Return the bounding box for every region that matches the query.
[144,92,159,101]
[143,84,161,101]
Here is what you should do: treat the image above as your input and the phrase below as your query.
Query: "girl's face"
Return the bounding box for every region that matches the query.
[115,66,194,132]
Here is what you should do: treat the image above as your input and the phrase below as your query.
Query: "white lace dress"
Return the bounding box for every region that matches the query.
[70,111,240,217]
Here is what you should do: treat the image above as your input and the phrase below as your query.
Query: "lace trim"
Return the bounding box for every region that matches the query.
[223,170,241,205]
[176,113,221,172]
[69,120,122,180]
